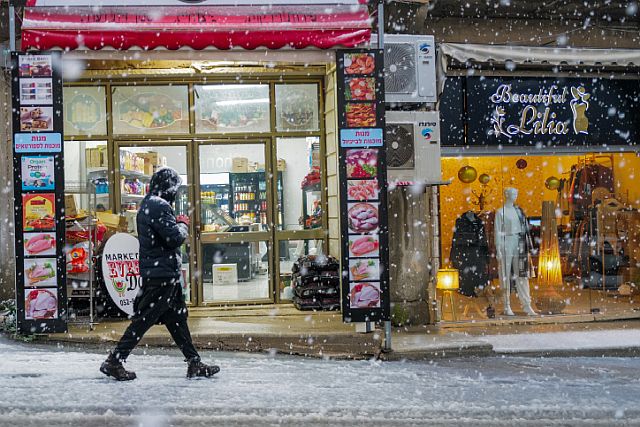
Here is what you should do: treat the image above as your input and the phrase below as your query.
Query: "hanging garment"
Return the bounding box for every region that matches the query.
[571,163,614,221]
[558,178,571,216]
[596,198,624,254]
[479,210,499,281]
[450,211,490,297]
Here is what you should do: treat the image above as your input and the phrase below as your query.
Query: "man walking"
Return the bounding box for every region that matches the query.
[100,167,219,381]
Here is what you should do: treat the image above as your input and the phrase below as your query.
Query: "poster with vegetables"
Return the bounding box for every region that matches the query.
[337,49,389,323]
[12,51,67,334]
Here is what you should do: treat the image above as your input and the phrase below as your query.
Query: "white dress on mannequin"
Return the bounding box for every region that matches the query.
[494,189,536,316]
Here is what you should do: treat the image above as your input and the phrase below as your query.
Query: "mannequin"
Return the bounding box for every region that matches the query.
[494,188,536,316]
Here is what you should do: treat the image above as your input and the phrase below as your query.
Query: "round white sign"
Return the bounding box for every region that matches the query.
[101,233,141,316]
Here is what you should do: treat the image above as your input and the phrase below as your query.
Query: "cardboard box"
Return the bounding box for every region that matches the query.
[65,195,78,217]
[138,152,158,165]
[97,146,108,167]
[143,161,155,176]
[232,157,248,173]
[212,264,238,285]
[96,212,128,231]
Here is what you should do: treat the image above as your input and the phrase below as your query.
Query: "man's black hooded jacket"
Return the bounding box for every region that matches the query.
[137,167,188,280]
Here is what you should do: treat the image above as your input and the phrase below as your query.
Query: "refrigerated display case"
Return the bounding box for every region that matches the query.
[230,172,283,229]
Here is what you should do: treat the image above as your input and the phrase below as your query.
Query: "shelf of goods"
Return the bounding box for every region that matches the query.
[64,181,105,328]
[229,172,283,227]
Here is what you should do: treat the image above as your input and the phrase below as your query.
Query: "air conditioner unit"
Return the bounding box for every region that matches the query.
[386,111,441,185]
[371,34,437,103]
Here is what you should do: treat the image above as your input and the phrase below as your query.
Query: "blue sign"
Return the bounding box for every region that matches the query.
[14,133,62,153]
[340,128,384,147]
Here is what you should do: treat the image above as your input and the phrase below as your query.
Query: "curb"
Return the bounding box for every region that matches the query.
[36,331,383,360]
[492,347,640,358]
[379,342,494,361]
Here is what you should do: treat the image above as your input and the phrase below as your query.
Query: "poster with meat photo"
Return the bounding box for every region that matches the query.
[345,77,376,101]
[347,180,379,201]
[348,235,380,258]
[24,288,58,320]
[345,103,376,128]
[349,259,380,282]
[349,234,380,258]
[348,202,379,234]
[349,282,381,309]
[24,232,57,257]
[346,148,378,179]
[344,53,375,75]
[24,258,58,288]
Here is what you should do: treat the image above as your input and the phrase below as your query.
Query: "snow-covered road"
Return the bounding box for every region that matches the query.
[1,336,639,426]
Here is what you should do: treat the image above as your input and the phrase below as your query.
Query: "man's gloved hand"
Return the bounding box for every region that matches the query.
[176,214,190,226]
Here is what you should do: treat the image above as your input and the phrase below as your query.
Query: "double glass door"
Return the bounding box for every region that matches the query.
[116,138,325,306]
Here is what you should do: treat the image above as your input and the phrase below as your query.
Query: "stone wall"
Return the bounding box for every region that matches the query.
[0,68,15,301]
[388,187,434,325]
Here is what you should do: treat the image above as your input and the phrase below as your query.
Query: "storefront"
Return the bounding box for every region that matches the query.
[436,46,640,322]
[16,0,373,315]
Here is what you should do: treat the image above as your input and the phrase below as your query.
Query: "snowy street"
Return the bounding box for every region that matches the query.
[1,337,640,426]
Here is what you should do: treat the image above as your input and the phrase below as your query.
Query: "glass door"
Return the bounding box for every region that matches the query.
[115,141,195,303]
[195,140,273,304]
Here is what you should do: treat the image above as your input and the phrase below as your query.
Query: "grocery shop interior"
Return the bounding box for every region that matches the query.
[62,60,330,311]
[438,152,640,321]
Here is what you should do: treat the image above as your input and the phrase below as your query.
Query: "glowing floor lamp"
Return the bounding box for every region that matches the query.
[534,201,567,314]
[437,268,460,321]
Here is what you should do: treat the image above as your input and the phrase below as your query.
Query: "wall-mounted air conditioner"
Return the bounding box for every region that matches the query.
[371,34,437,103]
[386,111,441,185]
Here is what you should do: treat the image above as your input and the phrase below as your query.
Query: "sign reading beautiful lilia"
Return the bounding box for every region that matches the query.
[490,84,591,138]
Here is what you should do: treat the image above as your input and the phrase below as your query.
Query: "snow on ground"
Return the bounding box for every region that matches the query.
[477,329,640,352]
[1,337,640,426]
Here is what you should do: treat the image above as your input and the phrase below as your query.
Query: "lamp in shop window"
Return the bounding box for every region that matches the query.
[437,268,459,321]
[533,201,567,314]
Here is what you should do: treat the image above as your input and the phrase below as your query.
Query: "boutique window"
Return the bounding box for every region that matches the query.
[439,152,640,321]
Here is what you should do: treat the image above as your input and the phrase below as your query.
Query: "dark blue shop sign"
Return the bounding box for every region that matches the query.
[459,77,640,147]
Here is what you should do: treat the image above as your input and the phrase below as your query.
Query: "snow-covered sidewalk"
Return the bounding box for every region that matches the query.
[1,336,640,426]
[477,328,640,353]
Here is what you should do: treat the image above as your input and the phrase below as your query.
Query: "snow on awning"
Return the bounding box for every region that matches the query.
[22,0,372,51]
[439,43,640,67]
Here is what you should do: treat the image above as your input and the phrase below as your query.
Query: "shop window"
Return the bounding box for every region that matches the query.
[275,84,320,132]
[198,144,270,232]
[439,152,640,322]
[276,137,323,231]
[278,239,324,301]
[112,85,189,135]
[63,86,108,137]
[194,84,271,134]
[201,241,271,302]
[64,140,109,212]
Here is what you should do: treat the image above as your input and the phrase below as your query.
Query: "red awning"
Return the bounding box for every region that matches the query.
[22,1,371,51]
